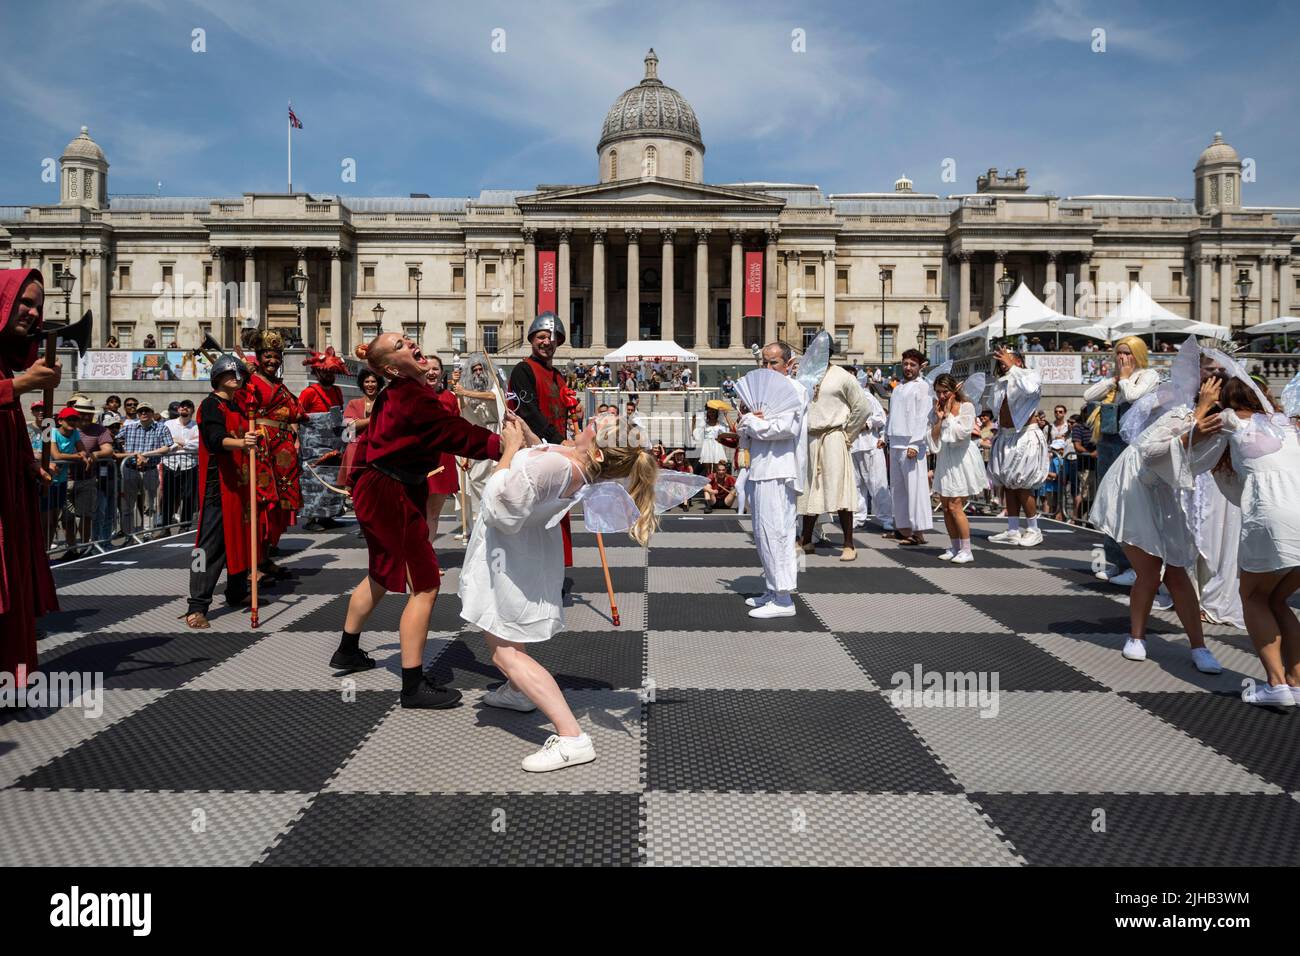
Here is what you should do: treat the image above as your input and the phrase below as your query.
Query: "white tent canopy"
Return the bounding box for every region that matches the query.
[1244,316,1300,337]
[945,283,1071,359]
[1103,284,1230,340]
[603,340,699,363]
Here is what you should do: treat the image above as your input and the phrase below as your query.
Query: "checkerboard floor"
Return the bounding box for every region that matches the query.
[4,514,1299,867]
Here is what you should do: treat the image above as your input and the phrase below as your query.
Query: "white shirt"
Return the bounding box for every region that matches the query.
[1082,367,1160,404]
[992,366,1044,431]
[738,380,808,485]
[164,417,199,470]
[886,378,931,449]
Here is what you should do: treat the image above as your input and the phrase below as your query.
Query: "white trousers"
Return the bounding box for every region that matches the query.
[889,446,934,532]
[748,477,798,593]
[852,449,891,526]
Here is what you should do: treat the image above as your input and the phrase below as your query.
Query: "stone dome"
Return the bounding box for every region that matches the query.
[1196,131,1239,168]
[62,126,107,164]
[598,49,703,154]
[894,174,914,193]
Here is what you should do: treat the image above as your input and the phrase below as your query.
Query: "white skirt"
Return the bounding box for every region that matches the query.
[934,439,989,499]
[1091,444,1198,567]
[989,425,1048,491]
[458,514,565,643]
[1238,470,1300,573]
[697,436,727,465]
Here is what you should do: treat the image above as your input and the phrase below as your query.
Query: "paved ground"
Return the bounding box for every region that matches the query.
[2,512,1298,867]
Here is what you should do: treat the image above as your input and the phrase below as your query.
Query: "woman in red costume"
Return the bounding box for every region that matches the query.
[0,269,60,691]
[239,329,302,569]
[334,332,511,709]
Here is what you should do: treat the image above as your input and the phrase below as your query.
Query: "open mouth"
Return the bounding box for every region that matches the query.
[411,346,428,367]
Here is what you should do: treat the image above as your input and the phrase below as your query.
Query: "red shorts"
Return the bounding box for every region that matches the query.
[353,469,440,593]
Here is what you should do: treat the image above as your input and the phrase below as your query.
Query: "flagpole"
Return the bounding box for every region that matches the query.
[287,101,292,193]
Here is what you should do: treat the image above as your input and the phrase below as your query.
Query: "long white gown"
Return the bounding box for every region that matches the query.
[928,401,988,499]
[1193,411,1300,573]
[459,445,586,643]
[886,377,934,532]
[1090,407,1199,568]
[1190,472,1244,627]
[852,392,891,525]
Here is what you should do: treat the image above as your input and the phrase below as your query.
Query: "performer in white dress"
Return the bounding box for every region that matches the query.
[737,343,808,619]
[693,407,728,472]
[987,347,1049,547]
[798,361,869,561]
[928,373,988,564]
[459,414,672,770]
[1090,339,1223,672]
[851,380,891,530]
[1191,373,1300,707]
[885,349,934,545]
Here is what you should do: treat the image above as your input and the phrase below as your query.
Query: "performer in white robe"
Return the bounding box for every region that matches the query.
[798,363,869,561]
[454,355,502,538]
[460,415,677,770]
[885,349,934,544]
[987,348,1049,547]
[738,343,807,619]
[693,407,729,471]
[852,385,891,530]
[928,373,988,564]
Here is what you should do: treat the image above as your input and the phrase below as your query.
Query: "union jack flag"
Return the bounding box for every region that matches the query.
[288,105,303,129]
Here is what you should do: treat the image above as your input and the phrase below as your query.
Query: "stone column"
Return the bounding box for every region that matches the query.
[294,247,312,348]
[590,230,607,349]
[1044,251,1058,312]
[1219,256,1232,328]
[464,249,479,348]
[660,227,675,342]
[1280,256,1294,317]
[626,228,641,337]
[958,253,971,330]
[694,227,710,350]
[242,246,257,326]
[784,251,800,329]
[522,228,537,321]
[70,250,84,323]
[764,227,779,345]
[330,248,345,353]
[91,249,110,346]
[1196,255,1213,323]
[992,251,1006,320]
[500,249,518,341]
[1076,255,1091,318]
[729,228,743,349]
[1259,255,1274,324]
[557,228,571,326]
[823,249,836,333]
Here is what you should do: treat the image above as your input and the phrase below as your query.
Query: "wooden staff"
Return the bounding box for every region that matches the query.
[248,432,260,629]
[594,531,620,627]
[459,458,469,540]
[39,328,57,472]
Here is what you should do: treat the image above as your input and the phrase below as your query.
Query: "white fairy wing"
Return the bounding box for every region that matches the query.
[1283,370,1300,419]
[735,368,803,418]
[572,481,640,533]
[1122,336,1204,445]
[794,331,833,393]
[961,373,987,407]
[925,360,954,386]
[652,471,710,513]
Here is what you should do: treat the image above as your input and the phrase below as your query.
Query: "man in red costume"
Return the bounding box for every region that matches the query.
[508,311,575,568]
[238,329,302,567]
[185,353,259,628]
[298,346,348,531]
[0,269,60,690]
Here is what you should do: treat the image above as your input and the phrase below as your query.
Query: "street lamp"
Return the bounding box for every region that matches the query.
[412,266,423,350]
[56,266,76,322]
[998,272,1016,346]
[916,303,933,353]
[292,269,309,347]
[1235,274,1252,337]
[878,267,888,363]
[371,301,386,338]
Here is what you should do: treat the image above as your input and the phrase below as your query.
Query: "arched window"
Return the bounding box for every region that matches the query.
[684,149,693,180]
[609,149,617,179]
[643,145,657,178]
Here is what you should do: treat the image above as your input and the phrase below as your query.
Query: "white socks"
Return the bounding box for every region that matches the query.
[959,538,971,554]
[773,592,794,608]
[1008,517,1021,532]
[1027,516,1039,531]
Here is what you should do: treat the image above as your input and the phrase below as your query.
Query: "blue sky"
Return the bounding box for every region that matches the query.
[3,0,1298,206]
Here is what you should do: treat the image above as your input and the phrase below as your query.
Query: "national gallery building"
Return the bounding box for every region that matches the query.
[2,49,1298,372]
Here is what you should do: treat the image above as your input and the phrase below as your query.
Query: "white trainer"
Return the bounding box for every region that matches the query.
[1017,528,1044,547]
[1243,683,1298,708]
[950,551,975,565]
[521,733,597,772]
[749,601,796,619]
[1190,647,1223,675]
[1109,569,1138,587]
[483,682,537,712]
[938,548,956,561]
[987,529,1021,545]
[745,592,773,608]
[1152,586,1173,610]
[1122,638,1147,661]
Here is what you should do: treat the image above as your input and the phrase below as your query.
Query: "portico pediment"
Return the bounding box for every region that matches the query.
[516,177,783,214]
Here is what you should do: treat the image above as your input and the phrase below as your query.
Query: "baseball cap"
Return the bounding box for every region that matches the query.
[100,412,123,427]
[1051,439,1067,450]
[135,400,155,413]
[72,397,96,414]
[57,407,81,422]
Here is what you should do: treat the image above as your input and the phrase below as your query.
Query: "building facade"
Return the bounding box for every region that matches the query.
[2,49,1298,371]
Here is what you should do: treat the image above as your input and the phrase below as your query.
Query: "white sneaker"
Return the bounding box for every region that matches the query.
[744,592,773,608]
[1190,647,1223,675]
[987,530,1021,545]
[938,548,956,561]
[1243,683,1298,708]
[1290,686,1300,706]
[1109,569,1138,587]
[1122,638,1147,661]
[950,551,974,565]
[483,682,537,712]
[1152,587,1173,610]
[521,733,597,772]
[1094,564,1118,581]
[1017,528,1044,547]
[749,601,796,619]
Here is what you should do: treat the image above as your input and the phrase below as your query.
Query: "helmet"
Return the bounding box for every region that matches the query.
[527,311,565,346]
[210,353,248,388]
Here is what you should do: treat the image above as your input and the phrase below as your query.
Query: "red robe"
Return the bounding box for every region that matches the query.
[352,376,501,592]
[194,393,255,575]
[240,371,303,548]
[427,387,461,496]
[298,381,343,414]
[509,356,574,565]
[0,268,57,684]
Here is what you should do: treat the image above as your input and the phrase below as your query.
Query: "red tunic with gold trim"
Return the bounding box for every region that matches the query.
[508,356,575,566]
[351,376,501,592]
[194,393,256,575]
[240,371,303,547]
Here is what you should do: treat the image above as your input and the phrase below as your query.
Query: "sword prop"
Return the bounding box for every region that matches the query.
[595,531,620,627]
[248,431,260,629]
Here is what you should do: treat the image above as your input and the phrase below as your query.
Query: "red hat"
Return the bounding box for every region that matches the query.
[303,346,347,374]
[57,406,81,421]
[31,400,44,410]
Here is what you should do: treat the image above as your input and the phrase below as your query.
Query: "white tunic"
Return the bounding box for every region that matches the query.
[1190,471,1244,627]
[459,445,584,643]
[852,391,890,524]
[989,366,1049,490]
[799,365,869,514]
[886,377,934,531]
[928,401,988,499]
[737,383,807,591]
[694,422,728,466]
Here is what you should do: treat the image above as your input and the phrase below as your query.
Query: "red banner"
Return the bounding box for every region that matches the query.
[743,250,764,318]
[537,250,557,314]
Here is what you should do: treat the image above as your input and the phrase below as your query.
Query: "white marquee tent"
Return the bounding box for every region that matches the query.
[603,340,699,363]
[945,283,1071,359]
[1103,283,1231,340]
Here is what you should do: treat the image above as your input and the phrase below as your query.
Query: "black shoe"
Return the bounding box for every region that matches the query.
[400,679,462,710]
[330,648,376,673]
[320,516,341,530]
[703,503,713,514]
[302,519,323,532]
